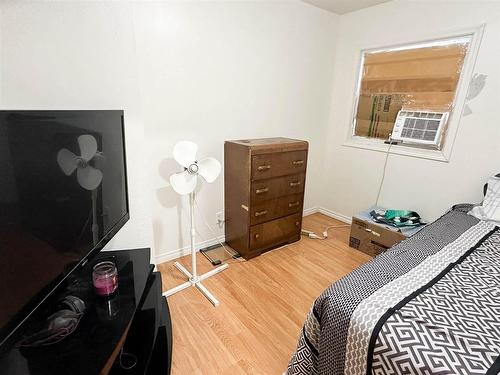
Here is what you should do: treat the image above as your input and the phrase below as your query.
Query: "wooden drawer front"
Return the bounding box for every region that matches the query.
[250,194,303,225]
[251,173,305,203]
[250,213,302,250]
[251,150,307,180]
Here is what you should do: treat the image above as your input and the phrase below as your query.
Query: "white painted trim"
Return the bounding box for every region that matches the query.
[304,206,352,223]
[303,206,320,216]
[343,137,448,162]
[155,236,225,265]
[317,207,352,223]
[155,207,353,263]
[345,24,485,162]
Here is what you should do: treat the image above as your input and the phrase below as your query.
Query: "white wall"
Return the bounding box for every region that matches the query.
[132,2,338,261]
[320,0,500,222]
[0,1,339,262]
[0,1,153,252]
[8,0,496,263]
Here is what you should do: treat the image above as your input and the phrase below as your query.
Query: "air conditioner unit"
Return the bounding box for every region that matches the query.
[391,110,449,147]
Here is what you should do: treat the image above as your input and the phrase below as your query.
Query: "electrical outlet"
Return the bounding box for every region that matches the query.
[216,211,225,228]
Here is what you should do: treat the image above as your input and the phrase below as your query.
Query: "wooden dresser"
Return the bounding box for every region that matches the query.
[224,137,308,260]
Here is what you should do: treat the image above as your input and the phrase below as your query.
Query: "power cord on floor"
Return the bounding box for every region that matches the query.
[193,198,246,265]
[301,224,351,240]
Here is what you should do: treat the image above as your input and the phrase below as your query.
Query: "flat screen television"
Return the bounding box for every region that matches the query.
[0,110,129,347]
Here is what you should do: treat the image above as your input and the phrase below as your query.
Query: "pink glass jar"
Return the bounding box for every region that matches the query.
[92,261,118,297]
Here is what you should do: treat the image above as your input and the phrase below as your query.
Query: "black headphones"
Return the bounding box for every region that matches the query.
[18,296,86,348]
[58,295,86,314]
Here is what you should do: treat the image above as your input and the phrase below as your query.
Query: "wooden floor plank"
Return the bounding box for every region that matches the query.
[157,213,371,375]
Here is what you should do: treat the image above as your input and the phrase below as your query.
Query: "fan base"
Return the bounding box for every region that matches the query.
[163,261,228,306]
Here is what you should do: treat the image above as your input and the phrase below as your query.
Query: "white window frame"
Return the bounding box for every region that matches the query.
[343,25,485,162]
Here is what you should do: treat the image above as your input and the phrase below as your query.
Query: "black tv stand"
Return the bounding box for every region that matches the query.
[0,248,172,375]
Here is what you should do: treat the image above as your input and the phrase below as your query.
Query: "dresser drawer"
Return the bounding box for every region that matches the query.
[249,213,302,250]
[250,194,303,225]
[251,150,307,180]
[251,173,305,203]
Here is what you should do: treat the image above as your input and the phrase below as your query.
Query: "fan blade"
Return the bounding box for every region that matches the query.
[77,166,103,191]
[57,148,78,176]
[172,141,198,168]
[197,157,221,183]
[169,170,197,195]
[78,135,98,162]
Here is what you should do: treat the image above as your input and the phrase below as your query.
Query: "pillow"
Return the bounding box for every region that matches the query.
[470,175,500,225]
[483,172,500,196]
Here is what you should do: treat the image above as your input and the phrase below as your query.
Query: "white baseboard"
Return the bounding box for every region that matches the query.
[155,206,351,264]
[317,207,352,224]
[303,206,352,223]
[154,236,225,265]
[303,206,320,216]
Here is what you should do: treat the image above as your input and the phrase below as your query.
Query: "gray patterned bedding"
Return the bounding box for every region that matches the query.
[287,208,500,375]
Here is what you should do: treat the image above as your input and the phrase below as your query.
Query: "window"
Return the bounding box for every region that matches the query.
[351,35,473,151]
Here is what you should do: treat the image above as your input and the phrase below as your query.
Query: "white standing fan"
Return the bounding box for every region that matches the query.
[57,134,103,246]
[163,141,228,306]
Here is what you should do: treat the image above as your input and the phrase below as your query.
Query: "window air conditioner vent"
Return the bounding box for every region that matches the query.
[392,110,449,146]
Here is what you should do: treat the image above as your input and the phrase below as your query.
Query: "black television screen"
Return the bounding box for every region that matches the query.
[0,110,129,346]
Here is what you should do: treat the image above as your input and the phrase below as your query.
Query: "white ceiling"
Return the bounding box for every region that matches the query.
[302,0,391,14]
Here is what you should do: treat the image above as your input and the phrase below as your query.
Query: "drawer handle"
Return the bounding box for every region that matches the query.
[255,187,269,194]
[288,201,300,208]
[292,160,304,166]
[254,233,260,239]
[289,181,301,187]
[255,210,268,217]
[295,221,300,227]
[257,165,271,171]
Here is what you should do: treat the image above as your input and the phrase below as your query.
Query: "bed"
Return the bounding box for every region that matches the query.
[287,205,500,375]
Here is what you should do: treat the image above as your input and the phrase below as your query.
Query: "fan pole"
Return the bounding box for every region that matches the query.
[91,189,99,246]
[163,191,228,306]
[190,192,197,281]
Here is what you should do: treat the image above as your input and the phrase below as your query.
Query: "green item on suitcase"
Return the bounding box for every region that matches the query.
[384,210,424,227]
[370,209,426,228]
[384,210,413,220]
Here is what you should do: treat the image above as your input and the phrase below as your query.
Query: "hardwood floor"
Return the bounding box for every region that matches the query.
[157,213,372,375]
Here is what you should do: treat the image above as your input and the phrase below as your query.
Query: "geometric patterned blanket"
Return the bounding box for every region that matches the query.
[287,208,500,375]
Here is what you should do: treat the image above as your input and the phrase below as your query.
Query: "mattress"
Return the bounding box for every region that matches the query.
[287,208,500,375]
